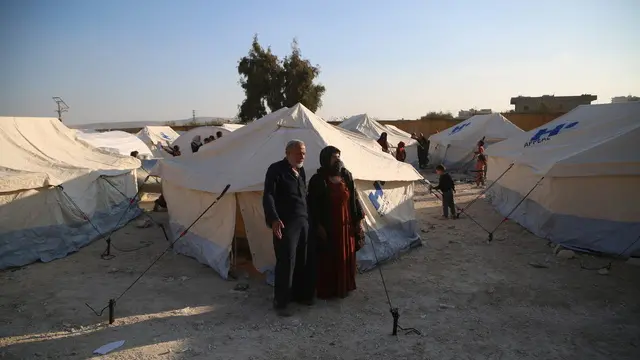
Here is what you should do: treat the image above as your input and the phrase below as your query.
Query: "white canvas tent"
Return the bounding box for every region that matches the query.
[0,117,141,269]
[429,113,523,169]
[171,126,233,155]
[156,104,424,280]
[485,103,640,257]
[76,130,153,158]
[339,114,419,165]
[136,126,180,158]
[386,124,412,138]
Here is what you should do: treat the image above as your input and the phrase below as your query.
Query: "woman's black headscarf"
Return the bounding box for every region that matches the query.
[319,146,343,175]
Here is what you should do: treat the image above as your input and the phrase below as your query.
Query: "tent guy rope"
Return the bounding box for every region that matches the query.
[456,163,514,219]
[485,176,545,242]
[421,172,544,243]
[86,184,231,324]
[363,216,421,336]
[99,175,169,258]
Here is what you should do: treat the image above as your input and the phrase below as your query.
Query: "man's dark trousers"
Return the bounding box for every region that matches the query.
[273,217,312,308]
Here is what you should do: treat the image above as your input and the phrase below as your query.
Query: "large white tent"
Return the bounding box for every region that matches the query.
[155,104,424,280]
[339,114,419,165]
[429,113,523,169]
[485,102,640,257]
[136,126,180,158]
[171,126,233,155]
[0,117,141,269]
[76,130,153,158]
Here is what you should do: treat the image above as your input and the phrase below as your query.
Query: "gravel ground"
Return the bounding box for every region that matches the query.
[1,179,639,360]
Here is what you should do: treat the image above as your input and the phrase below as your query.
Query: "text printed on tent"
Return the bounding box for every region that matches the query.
[524,121,579,148]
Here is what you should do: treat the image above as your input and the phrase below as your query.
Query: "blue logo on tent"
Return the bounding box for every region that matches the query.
[160,132,172,140]
[368,181,389,216]
[524,121,579,148]
[449,122,470,135]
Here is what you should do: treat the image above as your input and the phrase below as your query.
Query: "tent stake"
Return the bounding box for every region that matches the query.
[108,299,115,324]
[391,308,400,336]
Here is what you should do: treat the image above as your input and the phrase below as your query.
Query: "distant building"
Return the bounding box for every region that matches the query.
[510,94,597,113]
[611,95,640,103]
[457,108,492,120]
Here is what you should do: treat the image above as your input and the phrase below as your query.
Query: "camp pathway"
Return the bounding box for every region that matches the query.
[1,181,639,360]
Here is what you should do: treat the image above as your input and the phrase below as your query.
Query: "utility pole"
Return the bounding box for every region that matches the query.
[192,110,196,123]
[52,97,69,122]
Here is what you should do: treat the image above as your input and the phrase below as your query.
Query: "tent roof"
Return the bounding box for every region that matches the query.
[385,124,412,138]
[136,126,180,147]
[429,113,523,146]
[76,130,153,157]
[339,114,417,147]
[485,102,640,177]
[157,104,422,193]
[0,117,140,192]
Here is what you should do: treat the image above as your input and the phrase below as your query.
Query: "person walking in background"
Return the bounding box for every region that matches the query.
[377,132,390,153]
[475,154,487,187]
[431,164,456,219]
[416,133,430,169]
[474,139,486,182]
[263,140,314,317]
[191,135,203,153]
[307,146,365,300]
[474,139,485,156]
[396,141,407,162]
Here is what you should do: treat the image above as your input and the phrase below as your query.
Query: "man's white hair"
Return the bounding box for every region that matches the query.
[285,139,305,152]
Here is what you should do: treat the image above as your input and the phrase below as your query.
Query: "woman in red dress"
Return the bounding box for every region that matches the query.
[307,146,365,299]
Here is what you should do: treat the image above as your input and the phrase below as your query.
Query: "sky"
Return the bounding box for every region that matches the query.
[0,0,638,125]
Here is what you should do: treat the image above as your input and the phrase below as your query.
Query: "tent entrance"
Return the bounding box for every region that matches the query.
[229,195,264,280]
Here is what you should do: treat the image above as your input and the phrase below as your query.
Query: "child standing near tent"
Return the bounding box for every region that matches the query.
[475,154,487,187]
[432,164,456,219]
[395,141,407,162]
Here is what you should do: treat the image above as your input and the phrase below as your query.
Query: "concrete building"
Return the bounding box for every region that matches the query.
[611,95,639,103]
[457,108,492,120]
[510,94,597,113]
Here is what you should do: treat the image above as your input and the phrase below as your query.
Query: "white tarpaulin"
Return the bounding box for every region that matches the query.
[485,103,640,256]
[0,117,141,269]
[171,126,232,155]
[136,126,180,158]
[429,113,523,169]
[339,114,419,165]
[386,124,412,138]
[76,130,153,158]
[157,104,423,280]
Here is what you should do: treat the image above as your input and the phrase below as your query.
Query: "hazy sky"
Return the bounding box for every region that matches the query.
[1,0,638,125]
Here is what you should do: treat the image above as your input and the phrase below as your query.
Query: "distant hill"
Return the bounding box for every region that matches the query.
[69,116,237,130]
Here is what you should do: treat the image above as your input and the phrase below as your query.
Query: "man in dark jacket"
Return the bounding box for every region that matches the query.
[262,140,313,316]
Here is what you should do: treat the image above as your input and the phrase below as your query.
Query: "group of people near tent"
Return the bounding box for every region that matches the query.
[191,131,224,153]
[375,131,429,166]
[263,140,367,317]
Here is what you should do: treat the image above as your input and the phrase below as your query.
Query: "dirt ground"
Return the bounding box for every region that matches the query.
[1,176,639,360]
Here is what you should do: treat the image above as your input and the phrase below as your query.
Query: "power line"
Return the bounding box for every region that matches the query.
[52,97,69,122]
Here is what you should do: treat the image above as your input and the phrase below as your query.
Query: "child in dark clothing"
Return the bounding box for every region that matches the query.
[432,164,456,219]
